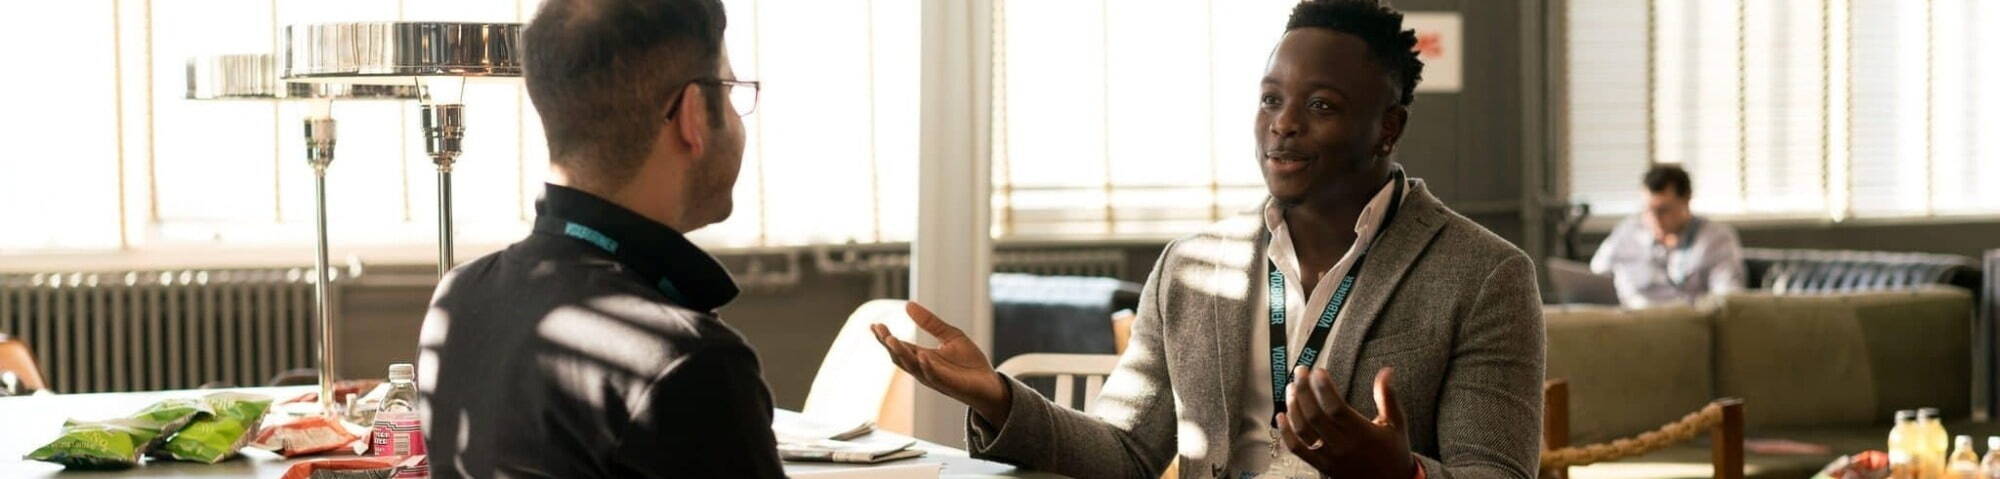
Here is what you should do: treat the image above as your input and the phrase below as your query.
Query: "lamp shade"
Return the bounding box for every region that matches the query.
[187,54,421,100]
[281,22,525,85]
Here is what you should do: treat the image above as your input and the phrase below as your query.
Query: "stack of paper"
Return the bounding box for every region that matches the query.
[773,414,875,444]
[778,434,926,464]
[772,413,925,465]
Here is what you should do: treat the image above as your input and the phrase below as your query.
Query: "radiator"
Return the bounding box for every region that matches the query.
[0,268,340,393]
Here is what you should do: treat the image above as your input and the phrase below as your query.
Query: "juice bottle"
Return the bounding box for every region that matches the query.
[1922,408,1950,479]
[1950,435,1979,479]
[1893,410,1919,479]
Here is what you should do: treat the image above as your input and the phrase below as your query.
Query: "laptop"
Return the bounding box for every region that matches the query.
[1546,258,1620,305]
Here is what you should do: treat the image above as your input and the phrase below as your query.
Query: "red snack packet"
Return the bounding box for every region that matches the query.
[279,455,423,479]
[251,415,362,458]
[284,380,383,405]
[1817,450,1890,479]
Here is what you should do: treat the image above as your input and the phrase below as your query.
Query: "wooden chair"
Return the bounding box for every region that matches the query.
[995,353,1121,414]
[0,334,49,393]
[1539,378,1745,479]
[802,300,918,434]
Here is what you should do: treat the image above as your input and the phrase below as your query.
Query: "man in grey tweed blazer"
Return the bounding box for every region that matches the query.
[875,2,1544,478]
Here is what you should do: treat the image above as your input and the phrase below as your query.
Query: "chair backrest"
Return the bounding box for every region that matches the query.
[802,300,917,432]
[0,337,48,393]
[996,353,1121,414]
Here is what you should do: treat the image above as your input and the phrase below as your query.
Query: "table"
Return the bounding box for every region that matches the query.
[0,387,1065,478]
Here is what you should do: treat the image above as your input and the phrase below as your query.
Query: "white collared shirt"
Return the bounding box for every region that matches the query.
[1228,179,1407,478]
[1587,215,1745,308]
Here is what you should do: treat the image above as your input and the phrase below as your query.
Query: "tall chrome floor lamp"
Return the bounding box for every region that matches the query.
[186,53,421,415]
[277,22,521,414]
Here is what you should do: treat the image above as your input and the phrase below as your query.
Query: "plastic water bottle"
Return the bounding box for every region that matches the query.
[1950,435,1979,479]
[370,363,427,478]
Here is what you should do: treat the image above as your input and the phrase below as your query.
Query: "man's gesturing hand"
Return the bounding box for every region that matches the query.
[1276,366,1418,479]
[871,302,1014,425]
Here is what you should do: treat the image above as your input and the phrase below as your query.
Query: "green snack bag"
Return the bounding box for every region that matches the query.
[127,398,211,454]
[154,392,273,464]
[24,418,158,469]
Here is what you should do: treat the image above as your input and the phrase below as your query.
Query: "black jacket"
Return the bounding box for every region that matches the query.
[419,184,784,479]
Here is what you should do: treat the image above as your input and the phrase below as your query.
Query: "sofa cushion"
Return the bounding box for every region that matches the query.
[1714,293,1878,428]
[1546,304,1716,443]
[1846,288,1976,421]
[1714,288,1974,429]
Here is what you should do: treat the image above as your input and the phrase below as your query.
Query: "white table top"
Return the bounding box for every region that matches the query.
[0,387,1064,478]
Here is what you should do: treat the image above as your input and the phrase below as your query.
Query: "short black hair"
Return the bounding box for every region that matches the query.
[524,0,727,191]
[1644,165,1693,197]
[1284,0,1425,106]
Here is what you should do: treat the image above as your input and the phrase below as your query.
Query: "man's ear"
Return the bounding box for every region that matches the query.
[1377,104,1409,157]
[1376,104,1408,157]
[671,83,709,158]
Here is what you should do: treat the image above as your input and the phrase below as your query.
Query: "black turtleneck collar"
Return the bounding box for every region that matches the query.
[532,183,740,312]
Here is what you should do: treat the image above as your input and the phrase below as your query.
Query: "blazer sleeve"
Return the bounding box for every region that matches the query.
[963,240,1182,479]
[1413,252,1546,479]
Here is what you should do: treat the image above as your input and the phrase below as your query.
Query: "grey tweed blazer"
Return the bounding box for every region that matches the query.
[966,180,1545,479]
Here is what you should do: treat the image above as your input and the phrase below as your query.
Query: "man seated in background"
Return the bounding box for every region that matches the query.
[1590,165,1746,308]
[417,0,783,477]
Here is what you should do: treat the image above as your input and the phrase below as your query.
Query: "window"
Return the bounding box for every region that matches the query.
[991,0,1301,238]
[702,0,919,248]
[1563,0,2000,220]
[0,2,123,252]
[0,0,917,256]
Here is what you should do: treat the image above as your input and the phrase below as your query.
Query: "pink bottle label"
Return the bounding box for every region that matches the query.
[371,411,428,478]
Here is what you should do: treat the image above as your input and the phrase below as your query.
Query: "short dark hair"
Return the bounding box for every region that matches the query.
[524,0,727,190]
[1284,0,1425,106]
[1644,165,1693,197]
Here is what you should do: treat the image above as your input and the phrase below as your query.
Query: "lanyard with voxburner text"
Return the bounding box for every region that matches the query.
[532,215,694,307]
[1267,169,1405,427]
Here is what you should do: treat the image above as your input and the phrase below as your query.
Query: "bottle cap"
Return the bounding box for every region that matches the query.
[1919,407,1941,419]
[1959,435,1974,444]
[1897,410,1918,421]
[388,363,415,381]
[1988,436,1999,449]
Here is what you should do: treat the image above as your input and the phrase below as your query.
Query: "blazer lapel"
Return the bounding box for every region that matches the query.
[1322,182,1448,393]
[1206,215,1266,450]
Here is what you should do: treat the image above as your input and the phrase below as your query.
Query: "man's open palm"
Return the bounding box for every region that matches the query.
[872,302,1013,423]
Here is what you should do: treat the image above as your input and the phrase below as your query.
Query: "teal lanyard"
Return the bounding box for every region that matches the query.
[535,216,691,307]
[1267,170,1404,426]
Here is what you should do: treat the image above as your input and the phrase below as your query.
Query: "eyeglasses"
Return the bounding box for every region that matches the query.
[664,78,761,120]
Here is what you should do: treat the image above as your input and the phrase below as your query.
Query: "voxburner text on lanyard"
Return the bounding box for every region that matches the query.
[1266,169,1406,457]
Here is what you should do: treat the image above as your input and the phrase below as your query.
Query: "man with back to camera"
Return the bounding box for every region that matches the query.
[874,1,1546,477]
[1589,165,1746,308]
[416,0,782,477]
